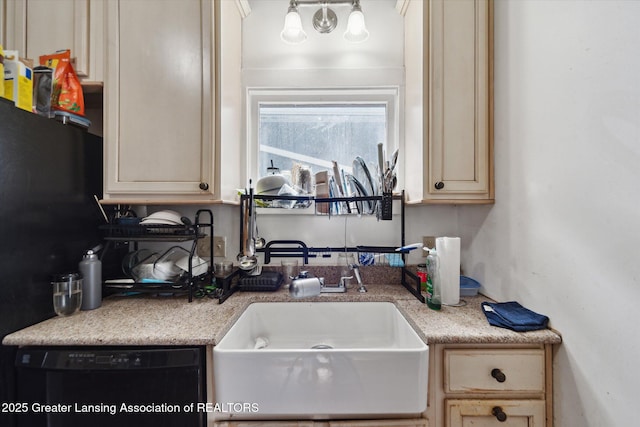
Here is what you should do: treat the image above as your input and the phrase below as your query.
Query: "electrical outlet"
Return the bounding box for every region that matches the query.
[213,236,226,258]
[423,236,436,252]
[196,235,211,258]
[198,235,226,258]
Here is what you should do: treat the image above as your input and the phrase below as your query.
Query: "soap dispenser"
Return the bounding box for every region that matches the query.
[424,247,441,310]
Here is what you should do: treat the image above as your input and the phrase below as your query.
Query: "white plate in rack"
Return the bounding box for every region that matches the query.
[353,156,377,198]
[141,210,184,225]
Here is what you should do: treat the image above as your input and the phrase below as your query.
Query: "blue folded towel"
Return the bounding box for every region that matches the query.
[481,301,549,332]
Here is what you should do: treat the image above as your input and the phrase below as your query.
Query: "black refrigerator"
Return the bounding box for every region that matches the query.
[0,98,104,426]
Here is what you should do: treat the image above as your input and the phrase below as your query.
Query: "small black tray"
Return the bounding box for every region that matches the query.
[238,271,283,292]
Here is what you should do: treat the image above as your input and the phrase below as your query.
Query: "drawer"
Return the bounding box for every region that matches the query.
[444,348,545,393]
[446,399,546,427]
[330,420,427,427]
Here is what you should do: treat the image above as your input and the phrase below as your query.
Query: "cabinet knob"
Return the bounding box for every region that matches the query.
[199,182,209,191]
[434,181,445,190]
[491,368,506,383]
[492,406,508,422]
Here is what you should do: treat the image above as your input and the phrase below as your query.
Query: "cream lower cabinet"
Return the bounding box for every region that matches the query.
[403,0,494,204]
[103,0,216,200]
[428,344,552,427]
[0,0,103,82]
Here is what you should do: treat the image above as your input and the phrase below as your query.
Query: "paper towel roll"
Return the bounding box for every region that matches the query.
[436,237,460,305]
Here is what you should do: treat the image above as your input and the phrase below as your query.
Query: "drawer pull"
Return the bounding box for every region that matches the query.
[492,406,508,422]
[491,368,506,383]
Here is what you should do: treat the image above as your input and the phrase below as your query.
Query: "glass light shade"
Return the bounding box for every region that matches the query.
[281,10,308,44]
[344,9,369,43]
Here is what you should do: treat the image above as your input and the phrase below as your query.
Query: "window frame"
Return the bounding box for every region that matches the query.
[246,87,401,192]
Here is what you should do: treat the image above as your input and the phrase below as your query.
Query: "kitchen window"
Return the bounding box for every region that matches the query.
[247,88,399,190]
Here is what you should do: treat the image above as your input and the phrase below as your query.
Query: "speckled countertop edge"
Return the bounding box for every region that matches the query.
[2,281,562,347]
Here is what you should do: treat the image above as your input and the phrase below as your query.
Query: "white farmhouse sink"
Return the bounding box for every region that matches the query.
[213,302,428,419]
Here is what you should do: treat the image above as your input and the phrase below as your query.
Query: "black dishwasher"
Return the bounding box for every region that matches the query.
[14,346,205,427]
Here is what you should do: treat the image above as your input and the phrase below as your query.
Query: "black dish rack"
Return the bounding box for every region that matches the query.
[100,209,215,302]
[238,190,425,303]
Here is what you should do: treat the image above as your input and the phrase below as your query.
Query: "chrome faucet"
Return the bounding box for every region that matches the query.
[320,274,350,293]
[321,264,365,293]
[351,264,367,293]
[289,265,366,298]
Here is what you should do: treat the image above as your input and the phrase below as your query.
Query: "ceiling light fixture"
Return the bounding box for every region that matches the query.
[281,0,308,45]
[280,0,369,45]
[344,0,369,43]
[313,3,338,34]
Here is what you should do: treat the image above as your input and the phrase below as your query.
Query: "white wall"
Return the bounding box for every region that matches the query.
[459,1,640,425]
[242,0,405,91]
[243,0,404,72]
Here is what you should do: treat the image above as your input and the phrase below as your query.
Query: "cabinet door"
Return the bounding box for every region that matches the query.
[446,399,545,427]
[103,0,215,199]
[404,0,493,203]
[427,0,492,200]
[1,0,102,81]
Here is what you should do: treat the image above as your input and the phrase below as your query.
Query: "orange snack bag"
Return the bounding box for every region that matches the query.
[39,50,84,116]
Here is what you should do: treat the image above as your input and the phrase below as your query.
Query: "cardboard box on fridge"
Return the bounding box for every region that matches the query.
[3,50,33,112]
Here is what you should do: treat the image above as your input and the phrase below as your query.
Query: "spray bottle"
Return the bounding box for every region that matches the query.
[424,247,442,310]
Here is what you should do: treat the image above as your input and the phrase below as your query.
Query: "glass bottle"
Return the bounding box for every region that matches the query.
[425,248,441,310]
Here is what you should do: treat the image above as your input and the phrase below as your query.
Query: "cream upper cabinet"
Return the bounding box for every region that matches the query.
[403,0,494,204]
[103,0,215,199]
[0,0,103,82]
[103,0,244,202]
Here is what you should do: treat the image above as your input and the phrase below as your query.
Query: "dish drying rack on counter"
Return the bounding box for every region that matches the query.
[238,190,426,303]
[100,209,215,302]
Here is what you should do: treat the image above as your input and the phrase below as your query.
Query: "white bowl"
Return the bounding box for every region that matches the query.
[256,174,286,194]
[153,261,180,281]
[175,255,209,277]
[142,210,183,224]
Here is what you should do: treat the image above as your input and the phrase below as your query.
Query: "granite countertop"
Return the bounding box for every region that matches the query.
[3,279,562,347]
